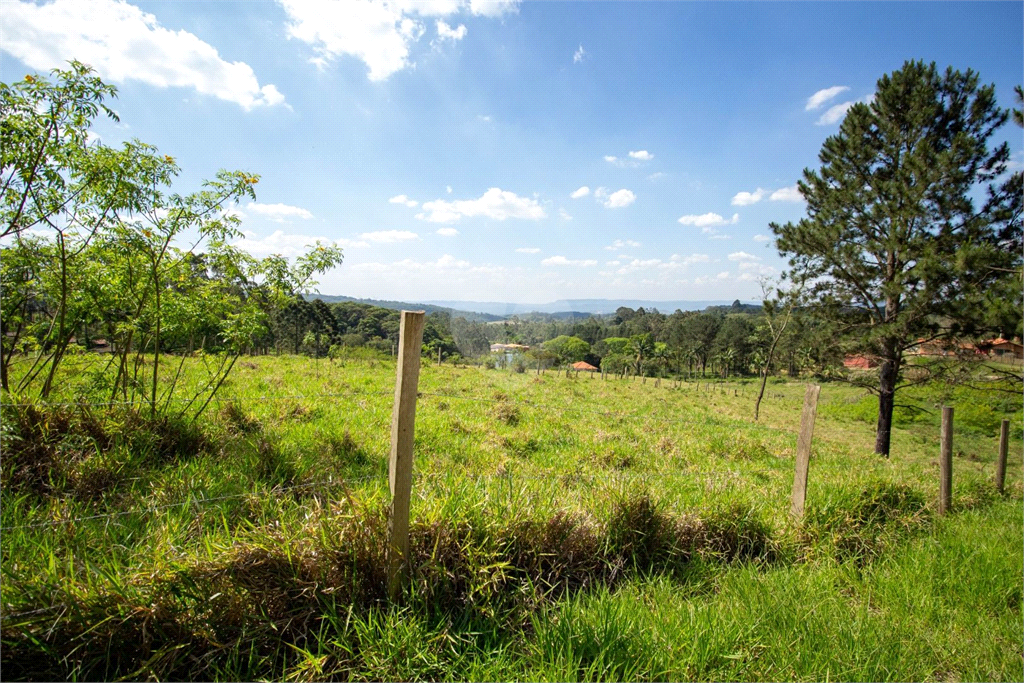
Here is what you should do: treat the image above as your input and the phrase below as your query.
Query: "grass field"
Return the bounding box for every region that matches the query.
[2,352,1021,681]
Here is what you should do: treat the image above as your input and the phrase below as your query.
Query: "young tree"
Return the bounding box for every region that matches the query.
[771,61,1021,456]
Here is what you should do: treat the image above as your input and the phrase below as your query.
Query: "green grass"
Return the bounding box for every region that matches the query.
[1,353,1021,680]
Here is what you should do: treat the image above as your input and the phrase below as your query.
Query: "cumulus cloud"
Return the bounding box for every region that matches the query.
[737,263,778,281]
[388,194,418,207]
[628,150,653,161]
[573,44,586,63]
[281,0,421,80]
[233,229,362,258]
[436,227,459,236]
[435,19,467,41]
[731,188,765,206]
[243,202,314,222]
[541,255,598,267]
[602,189,636,208]
[280,0,514,81]
[415,187,546,223]
[603,155,618,163]
[677,212,739,227]
[728,251,760,262]
[753,234,772,242]
[516,247,541,253]
[805,85,849,110]
[671,253,711,265]
[604,239,641,251]
[559,208,572,221]
[357,230,420,242]
[769,185,803,202]
[1,0,286,110]
[469,0,520,17]
[570,186,590,199]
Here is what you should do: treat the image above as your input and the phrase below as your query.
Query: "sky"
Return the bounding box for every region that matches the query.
[1,0,1021,305]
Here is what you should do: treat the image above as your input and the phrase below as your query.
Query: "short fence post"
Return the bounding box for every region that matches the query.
[996,418,1009,494]
[790,384,821,519]
[939,406,953,515]
[388,310,425,601]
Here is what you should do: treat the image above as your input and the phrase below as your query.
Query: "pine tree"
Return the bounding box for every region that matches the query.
[770,61,1021,456]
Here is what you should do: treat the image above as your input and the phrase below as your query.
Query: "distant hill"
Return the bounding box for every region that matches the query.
[304,294,505,322]
[422,298,756,316]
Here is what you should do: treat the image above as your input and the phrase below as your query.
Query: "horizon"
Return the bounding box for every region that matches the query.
[1,1,1020,303]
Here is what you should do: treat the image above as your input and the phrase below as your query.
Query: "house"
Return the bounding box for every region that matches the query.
[571,361,598,372]
[843,354,879,370]
[489,343,530,353]
[981,338,1023,360]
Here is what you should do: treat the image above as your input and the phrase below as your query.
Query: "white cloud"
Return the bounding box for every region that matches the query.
[731,188,765,206]
[415,187,546,223]
[1,0,286,110]
[388,194,418,207]
[728,251,760,262]
[603,189,636,208]
[647,172,666,181]
[280,0,424,80]
[559,208,572,221]
[516,247,541,253]
[436,227,459,236]
[244,202,314,222]
[357,230,420,242]
[604,239,641,251]
[738,263,778,280]
[677,212,739,227]
[671,253,711,265]
[603,155,618,163]
[769,185,803,202]
[805,85,849,110]
[753,234,772,242]
[816,100,857,125]
[573,44,586,63]
[628,150,653,161]
[477,114,491,122]
[469,0,520,17]
[435,19,467,41]
[541,255,598,267]
[233,229,361,258]
[446,185,453,193]
[570,186,590,199]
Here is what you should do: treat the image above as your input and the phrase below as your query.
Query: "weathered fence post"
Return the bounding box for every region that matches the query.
[388,310,425,601]
[939,406,953,515]
[996,419,1009,494]
[789,384,821,519]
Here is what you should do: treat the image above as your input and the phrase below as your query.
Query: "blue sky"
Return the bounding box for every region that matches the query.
[2,0,1021,304]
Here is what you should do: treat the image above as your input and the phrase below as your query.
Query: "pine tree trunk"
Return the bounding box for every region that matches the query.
[874,346,900,457]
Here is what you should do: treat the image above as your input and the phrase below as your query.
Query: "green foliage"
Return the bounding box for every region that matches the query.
[542,335,591,366]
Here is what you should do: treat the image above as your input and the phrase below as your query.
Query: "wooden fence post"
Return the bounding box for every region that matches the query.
[939,406,953,515]
[790,384,821,519]
[388,311,425,601]
[996,418,1009,494]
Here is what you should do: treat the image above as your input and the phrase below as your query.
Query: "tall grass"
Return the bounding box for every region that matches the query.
[1,353,1020,680]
